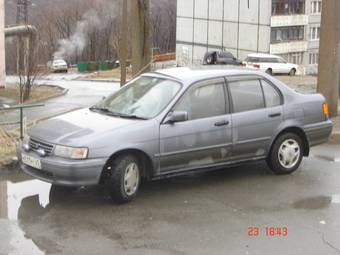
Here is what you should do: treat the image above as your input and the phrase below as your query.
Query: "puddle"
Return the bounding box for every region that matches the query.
[1,179,51,220]
[0,178,50,255]
[293,195,340,210]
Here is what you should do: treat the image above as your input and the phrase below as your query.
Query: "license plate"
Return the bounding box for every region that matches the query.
[22,154,42,170]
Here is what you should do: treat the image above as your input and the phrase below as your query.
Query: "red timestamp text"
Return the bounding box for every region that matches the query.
[247,227,288,237]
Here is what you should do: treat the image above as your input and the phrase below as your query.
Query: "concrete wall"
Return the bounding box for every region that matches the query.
[176,0,272,66]
[0,0,5,87]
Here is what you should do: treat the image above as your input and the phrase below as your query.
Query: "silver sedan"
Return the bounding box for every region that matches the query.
[17,68,333,203]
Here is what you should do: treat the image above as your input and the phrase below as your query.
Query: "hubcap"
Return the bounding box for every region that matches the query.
[278,139,300,169]
[124,162,140,196]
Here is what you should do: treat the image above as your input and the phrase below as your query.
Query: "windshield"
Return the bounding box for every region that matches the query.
[92,76,181,119]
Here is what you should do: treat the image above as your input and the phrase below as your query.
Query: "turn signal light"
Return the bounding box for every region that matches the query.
[322,102,329,119]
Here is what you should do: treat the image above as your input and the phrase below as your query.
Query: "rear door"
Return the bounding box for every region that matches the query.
[159,78,232,174]
[227,76,283,160]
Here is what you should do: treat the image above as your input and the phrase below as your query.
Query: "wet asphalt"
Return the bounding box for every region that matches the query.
[1,143,340,255]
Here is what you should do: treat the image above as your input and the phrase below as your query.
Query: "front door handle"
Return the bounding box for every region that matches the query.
[268,113,281,118]
[214,120,230,127]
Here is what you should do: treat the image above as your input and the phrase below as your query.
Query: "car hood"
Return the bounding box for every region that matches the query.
[28,108,139,146]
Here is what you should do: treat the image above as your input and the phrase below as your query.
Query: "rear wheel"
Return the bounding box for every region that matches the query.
[267,133,303,175]
[109,154,141,203]
[289,68,296,76]
[206,55,214,65]
[265,68,273,75]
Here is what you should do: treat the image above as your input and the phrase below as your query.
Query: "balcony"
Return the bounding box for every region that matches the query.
[271,15,308,27]
[270,41,308,54]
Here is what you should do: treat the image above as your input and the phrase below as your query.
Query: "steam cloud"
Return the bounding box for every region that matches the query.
[54,10,101,60]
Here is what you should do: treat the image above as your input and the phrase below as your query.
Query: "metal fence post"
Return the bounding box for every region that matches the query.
[20,107,23,140]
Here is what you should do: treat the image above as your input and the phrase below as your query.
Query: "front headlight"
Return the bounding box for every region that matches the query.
[54,145,88,160]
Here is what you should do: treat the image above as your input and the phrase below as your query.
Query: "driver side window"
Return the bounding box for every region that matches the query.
[174,79,227,120]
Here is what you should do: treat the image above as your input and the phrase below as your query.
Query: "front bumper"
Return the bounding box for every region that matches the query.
[304,120,333,147]
[17,146,107,186]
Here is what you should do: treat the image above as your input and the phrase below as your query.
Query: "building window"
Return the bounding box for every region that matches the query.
[310,26,320,40]
[311,1,322,14]
[309,52,319,64]
[279,52,303,65]
[272,0,305,15]
[271,26,305,43]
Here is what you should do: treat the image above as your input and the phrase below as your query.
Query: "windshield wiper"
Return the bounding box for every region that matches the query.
[89,106,111,113]
[118,114,148,120]
[90,107,147,120]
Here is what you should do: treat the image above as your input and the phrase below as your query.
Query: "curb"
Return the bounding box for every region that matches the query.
[76,78,121,83]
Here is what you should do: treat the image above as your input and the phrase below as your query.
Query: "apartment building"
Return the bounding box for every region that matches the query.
[176,0,272,66]
[270,0,322,74]
[176,0,322,74]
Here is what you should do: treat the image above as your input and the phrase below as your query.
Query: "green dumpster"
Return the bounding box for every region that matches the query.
[99,62,109,71]
[87,62,99,72]
[77,63,88,73]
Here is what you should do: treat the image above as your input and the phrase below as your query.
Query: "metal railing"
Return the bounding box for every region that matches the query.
[0,103,44,139]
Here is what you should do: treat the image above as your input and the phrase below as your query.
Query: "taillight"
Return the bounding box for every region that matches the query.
[253,64,260,69]
[322,102,329,119]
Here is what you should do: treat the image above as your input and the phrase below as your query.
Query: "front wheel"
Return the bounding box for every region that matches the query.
[267,133,303,175]
[289,68,296,76]
[265,68,273,75]
[109,155,141,203]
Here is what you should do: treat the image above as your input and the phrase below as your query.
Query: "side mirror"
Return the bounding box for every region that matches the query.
[164,111,188,124]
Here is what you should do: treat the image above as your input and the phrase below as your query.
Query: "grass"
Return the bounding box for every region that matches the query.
[0,85,64,104]
[0,127,18,162]
[86,67,132,80]
[0,85,64,164]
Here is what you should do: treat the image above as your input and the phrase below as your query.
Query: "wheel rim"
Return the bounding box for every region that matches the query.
[278,139,300,169]
[124,162,140,196]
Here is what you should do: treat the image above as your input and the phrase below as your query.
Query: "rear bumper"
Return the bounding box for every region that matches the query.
[17,147,107,186]
[304,120,333,147]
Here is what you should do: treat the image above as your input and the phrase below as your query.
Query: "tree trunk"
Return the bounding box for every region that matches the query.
[120,0,128,86]
[131,0,151,77]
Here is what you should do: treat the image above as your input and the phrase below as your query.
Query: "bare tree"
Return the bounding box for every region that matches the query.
[17,35,45,103]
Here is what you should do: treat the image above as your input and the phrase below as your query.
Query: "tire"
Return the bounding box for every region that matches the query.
[267,133,303,175]
[206,55,214,65]
[289,68,296,76]
[109,154,141,203]
[265,68,273,75]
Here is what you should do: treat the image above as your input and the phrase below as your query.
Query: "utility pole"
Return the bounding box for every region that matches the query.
[131,0,151,76]
[119,0,128,87]
[0,0,5,88]
[317,0,340,117]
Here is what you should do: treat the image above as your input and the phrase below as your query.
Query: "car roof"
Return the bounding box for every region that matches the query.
[149,67,263,84]
[246,53,281,59]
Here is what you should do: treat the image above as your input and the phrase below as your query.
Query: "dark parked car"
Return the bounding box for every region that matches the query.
[18,68,332,203]
[203,51,243,65]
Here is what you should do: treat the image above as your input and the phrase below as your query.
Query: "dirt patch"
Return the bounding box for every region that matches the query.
[0,85,64,105]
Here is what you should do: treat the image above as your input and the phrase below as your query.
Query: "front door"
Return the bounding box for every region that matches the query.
[159,78,232,174]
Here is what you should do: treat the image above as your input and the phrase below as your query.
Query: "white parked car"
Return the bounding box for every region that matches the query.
[48,59,68,73]
[244,54,298,76]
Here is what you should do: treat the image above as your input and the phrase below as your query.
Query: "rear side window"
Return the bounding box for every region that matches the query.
[229,80,265,113]
[175,80,227,120]
[261,80,281,107]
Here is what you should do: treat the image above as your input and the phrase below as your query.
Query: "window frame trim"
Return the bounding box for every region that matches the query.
[161,77,230,124]
[225,75,284,114]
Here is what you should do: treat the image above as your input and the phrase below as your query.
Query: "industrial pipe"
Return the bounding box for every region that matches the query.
[4,25,37,37]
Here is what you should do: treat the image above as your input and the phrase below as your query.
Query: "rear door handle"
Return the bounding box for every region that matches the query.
[214,120,230,127]
[268,113,281,118]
